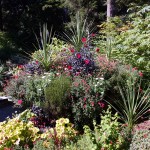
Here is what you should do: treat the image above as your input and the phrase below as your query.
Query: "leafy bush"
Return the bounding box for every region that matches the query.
[44,75,71,118]
[65,107,123,150]
[96,5,150,76]
[129,129,150,150]
[71,75,106,130]
[0,110,39,149]
[112,6,150,73]
[4,72,55,108]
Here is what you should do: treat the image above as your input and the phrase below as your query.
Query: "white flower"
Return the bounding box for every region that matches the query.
[100,77,104,80]
[42,76,46,79]
[15,138,20,145]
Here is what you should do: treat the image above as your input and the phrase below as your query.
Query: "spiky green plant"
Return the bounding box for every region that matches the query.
[106,72,150,132]
[63,12,87,51]
[33,23,54,71]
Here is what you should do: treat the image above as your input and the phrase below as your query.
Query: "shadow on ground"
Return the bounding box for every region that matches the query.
[0,102,22,122]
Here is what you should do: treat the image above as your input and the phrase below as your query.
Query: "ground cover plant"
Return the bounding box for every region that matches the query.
[0,4,150,150]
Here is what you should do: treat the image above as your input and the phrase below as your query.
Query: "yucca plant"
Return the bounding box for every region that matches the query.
[33,23,54,71]
[63,12,88,51]
[106,73,150,133]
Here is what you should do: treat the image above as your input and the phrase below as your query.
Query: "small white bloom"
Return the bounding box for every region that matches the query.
[100,77,104,80]
[42,76,46,79]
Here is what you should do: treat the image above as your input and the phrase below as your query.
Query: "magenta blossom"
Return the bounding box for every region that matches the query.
[81,37,87,43]
[76,53,81,59]
[18,99,23,105]
[98,101,105,108]
[84,59,90,65]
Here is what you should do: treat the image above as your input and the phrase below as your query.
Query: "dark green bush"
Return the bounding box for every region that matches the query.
[44,75,72,119]
[0,32,17,61]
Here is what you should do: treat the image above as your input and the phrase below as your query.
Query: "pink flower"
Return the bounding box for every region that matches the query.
[81,37,87,43]
[35,61,39,64]
[83,97,87,102]
[98,101,105,108]
[18,99,23,105]
[139,71,143,77]
[132,67,137,71]
[91,33,96,37]
[91,101,94,107]
[76,72,80,76]
[84,59,90,65]
[96,47,100,52]
[76,53,81,59]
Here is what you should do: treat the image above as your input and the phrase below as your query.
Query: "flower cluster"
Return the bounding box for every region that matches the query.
[67,38,96,75]
[41,118,77,139]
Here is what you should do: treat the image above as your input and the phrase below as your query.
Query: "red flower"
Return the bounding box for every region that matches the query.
[143,134,148,138]
[139,71,143,77]
[70,48,75,53]
[83,104,86,109]
[98,101,105,108]
[67,65,72,70]
[81,37,87,43]
[14,75,19,79]
[18,65,23,69]
[96,47,100,52]
[18,99,23,105]
[84,44,88,47]
[35,60,39,64]
[139,87,142,92]
[132,67,137,71]
[84,59,90,65]
[91,33,96,37]
[76,53,81,59]
[91,101,94,107]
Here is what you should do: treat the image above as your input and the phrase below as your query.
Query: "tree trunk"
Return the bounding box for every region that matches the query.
[107,0,115,21]
[0,0,3,31]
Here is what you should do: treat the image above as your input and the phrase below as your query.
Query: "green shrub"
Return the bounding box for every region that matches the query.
[71,75,106,130]
[96,5,150,74]
[129,129,150,150]
[44,75,71,118]
[65,106,124,150]
[4,72,55,108]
